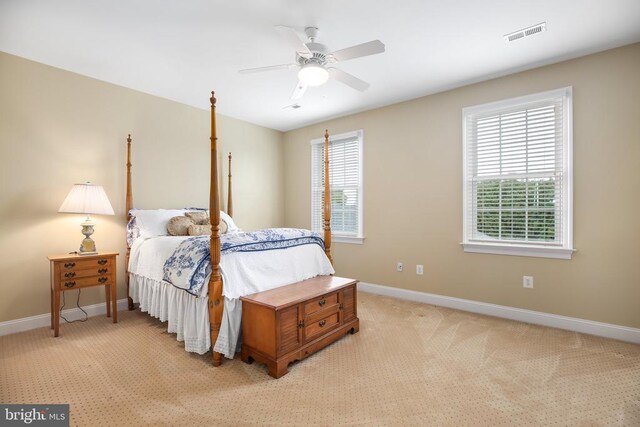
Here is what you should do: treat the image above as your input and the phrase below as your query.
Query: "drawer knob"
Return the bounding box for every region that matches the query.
[98,277,108,283]
[98,268,108,274]
[319,320,326,327]
[64,272,76,278]
[64,281,76,288]
[97,259,108,265]
[63,262,76,269]
[318,298,326,307]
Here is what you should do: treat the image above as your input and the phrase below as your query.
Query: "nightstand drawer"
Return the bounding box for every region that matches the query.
[59,266,113,280]
[60,257,113,271]
[59,275,113,290]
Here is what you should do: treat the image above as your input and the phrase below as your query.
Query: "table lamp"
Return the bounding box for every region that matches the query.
[58,182,115,255]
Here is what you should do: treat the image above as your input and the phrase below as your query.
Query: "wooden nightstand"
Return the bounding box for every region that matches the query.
[48,252,119,337]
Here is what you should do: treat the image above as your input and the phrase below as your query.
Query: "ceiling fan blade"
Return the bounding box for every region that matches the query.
[328,68,370,92]
[275,25,312,58]
[330,40,385,62]
[239,63,295,74]
[291,81,308,100]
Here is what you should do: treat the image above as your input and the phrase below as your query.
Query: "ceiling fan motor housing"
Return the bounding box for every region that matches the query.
[297,42,330,66]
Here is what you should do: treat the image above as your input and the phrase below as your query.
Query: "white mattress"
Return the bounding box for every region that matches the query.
[128,235,334,358]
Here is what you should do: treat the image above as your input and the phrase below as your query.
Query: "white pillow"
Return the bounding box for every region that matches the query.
[129,209,188,238]
[219,211,240,233]
[205,210,240,233]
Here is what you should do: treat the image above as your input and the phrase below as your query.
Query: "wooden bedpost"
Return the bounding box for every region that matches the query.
[125,134,135,310]
[227,152,233,217]
[209,92,224,367]
[323,129,333,264]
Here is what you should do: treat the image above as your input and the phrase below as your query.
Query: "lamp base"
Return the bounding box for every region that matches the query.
[78,217,98,255]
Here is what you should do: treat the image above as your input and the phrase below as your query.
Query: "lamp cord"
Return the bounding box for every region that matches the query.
[60,290,89,323]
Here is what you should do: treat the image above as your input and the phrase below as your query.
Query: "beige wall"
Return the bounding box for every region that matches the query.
[284,43,640,329]
[2,44,639,329]
[0,52,284,322]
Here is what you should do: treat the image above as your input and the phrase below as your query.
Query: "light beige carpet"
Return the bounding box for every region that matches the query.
[1,292,639,426]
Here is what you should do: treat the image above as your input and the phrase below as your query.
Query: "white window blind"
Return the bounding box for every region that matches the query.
[462,87,573,259]
[311,130,363,242]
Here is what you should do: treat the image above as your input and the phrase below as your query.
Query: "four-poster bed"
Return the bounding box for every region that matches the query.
[124,91,351,369]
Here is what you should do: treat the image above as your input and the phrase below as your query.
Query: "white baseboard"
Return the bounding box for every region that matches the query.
[4,286,638,345]
[358,282,640,344]
[0,299,129,337]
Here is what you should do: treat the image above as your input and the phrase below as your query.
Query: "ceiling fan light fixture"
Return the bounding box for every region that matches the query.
[298,63,329,86]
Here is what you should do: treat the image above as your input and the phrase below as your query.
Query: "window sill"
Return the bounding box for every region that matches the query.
[462,242,574,260]
[333,236,365,245]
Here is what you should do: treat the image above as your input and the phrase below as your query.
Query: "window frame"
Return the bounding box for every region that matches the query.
[310,129,364,245]
[462,87,574,259]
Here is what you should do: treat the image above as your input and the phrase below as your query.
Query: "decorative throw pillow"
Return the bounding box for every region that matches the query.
[167,216,194,236]
[185,211,209,225]
[188,224,212,236]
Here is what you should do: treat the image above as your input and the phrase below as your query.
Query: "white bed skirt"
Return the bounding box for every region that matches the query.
[130,273,243,358]
[130,273,211,354]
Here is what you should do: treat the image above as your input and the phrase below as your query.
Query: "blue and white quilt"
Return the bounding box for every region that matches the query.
[162,228,325,296]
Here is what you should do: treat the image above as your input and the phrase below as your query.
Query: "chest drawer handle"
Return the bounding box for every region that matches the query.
[319,320,326,327]
[98,277,108,283]
[318,298,326,307]
[64,281,76,288]
[64,272,76,278]
[64,262,76,269]
[98,268,108,274]
[97,259,108,265]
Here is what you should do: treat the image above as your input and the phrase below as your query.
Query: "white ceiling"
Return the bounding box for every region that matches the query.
[1,0,639,131]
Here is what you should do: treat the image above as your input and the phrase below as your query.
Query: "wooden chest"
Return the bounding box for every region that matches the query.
[240,276,359,378]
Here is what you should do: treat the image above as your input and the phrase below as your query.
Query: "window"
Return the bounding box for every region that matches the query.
[462,87,574,259]
[311,130,364,244]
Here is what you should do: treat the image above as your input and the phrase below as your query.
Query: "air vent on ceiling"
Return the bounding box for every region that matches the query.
[282,104,301,110]
[504,22,546,43]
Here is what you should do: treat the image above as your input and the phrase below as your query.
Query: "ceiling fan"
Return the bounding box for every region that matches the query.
[239,26,385,100]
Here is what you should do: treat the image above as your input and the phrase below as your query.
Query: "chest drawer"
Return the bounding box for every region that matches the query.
[303,292,339,317]
[304,309,340,343]
[59,275,113,290]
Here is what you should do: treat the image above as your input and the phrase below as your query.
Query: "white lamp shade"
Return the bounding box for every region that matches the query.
[58,183,115,215]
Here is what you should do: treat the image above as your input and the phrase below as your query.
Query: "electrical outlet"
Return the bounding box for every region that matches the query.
[523,276,534,288]
[416,265,424,275]
[396,262,403,272]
